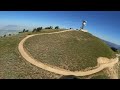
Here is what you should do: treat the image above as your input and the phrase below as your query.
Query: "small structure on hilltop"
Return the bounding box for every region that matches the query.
[81,20,87,29]
[80,20,88,32]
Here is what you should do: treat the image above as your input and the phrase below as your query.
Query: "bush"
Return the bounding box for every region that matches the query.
[36,27,42,32]
[25,30,29,32]
[9,34,11,36]
[3,35,6,37]
[49,26,53,29]
[45,27,49,29]
[32,27,42,32]
[55,26,59,29]
[45,26,53,29]
[111,47,118,52]
[19,32,22,33]
[32,28,37,32]
[23,29,26,32]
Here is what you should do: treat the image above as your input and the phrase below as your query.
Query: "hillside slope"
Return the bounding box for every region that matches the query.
[0,30,63,79]
[24,30,116,71]
[102,39,120,50]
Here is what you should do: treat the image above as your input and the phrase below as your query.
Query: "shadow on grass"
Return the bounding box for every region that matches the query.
[59,75,79,79]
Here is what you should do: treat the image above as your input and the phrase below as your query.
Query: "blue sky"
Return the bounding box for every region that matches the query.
[0,11,120,45]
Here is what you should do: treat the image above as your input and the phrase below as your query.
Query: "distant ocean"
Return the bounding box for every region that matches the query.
[0,30,21,36]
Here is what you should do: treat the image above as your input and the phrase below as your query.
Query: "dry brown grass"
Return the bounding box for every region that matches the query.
[0,30,63,79]
[24,30,115,71]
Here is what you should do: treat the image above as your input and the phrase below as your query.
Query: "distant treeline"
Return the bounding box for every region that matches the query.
[32,26,59,32]
[1,26,79,38]
[19,26,79,34]
[19,29,29,33]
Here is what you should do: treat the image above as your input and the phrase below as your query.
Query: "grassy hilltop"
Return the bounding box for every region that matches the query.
[0,29,118,79]
[24,30,116,71]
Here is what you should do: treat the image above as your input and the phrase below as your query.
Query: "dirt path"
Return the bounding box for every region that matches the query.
[18,30,119,77]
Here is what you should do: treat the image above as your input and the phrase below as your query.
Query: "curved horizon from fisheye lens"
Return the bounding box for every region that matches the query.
[0,11,120,45]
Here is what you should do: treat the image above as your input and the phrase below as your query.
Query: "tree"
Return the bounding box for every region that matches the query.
[45,26,53,29]
[55,26,59,29]
[36,27,42,32]
[111,47,118,52]
[45,27,49,29]
[3,35,6,37]
[19,31,22,33]
[23,29,26,32]
[9,34,11,36]
[32,28,37,32]
[49,26,53,29]
[25,30,29,32]
[36,28,39,32]
[40,27,42,30]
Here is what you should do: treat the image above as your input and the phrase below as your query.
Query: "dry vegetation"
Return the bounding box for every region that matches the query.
[0,29,117,79]
[0,30,63,79]
[24,30,116,71]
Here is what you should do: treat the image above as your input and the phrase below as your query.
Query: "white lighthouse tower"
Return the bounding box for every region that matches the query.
[80,20,88,32]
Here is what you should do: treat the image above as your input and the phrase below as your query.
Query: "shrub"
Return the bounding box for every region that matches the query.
[55,26,59,29]
[19,32,22,33]
[9,34,11,36]
[111,47,118,52]
[25,30,29,32]
[45,26,53,29]
[3,35,6,37]
[36,27,42,32]
[32,28,37,32]
[23,29,26,32]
